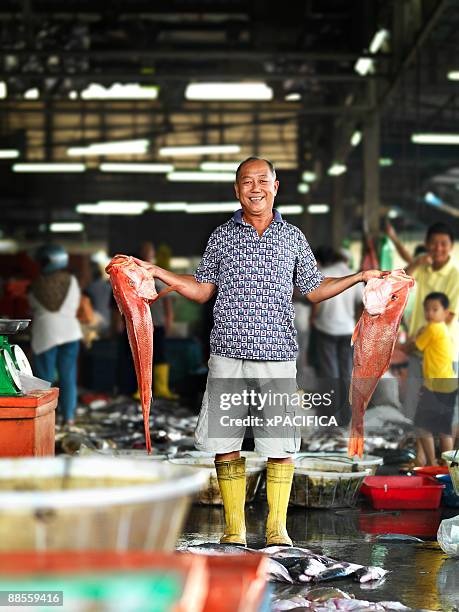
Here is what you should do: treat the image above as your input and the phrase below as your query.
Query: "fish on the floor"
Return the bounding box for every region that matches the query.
[374,534,423,543]
[349,270,415,457]
[181,543,388,584]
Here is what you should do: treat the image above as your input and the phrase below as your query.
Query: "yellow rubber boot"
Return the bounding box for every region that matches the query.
[215,457,247,546]
[266,461,294,547]
[153,364,179,400]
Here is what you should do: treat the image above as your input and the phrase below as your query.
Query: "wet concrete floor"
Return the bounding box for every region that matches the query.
[180,501,459,611]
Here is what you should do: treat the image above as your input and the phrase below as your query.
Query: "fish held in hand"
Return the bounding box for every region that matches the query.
[106,254,159,453]
[348,269,415,458]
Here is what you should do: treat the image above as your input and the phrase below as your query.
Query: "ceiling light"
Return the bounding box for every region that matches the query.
[379,157,393,166]
[447,71,459,80]
[69,90,78,100]
[68,139,149,156]
[411,133,459,145]
[0,149,20,159]
[387,209,399,219]
[13,163,86,173]
[99,163,173,173]
[297,183,310,194]
[354,58,374,76]
[49,222,84,233]
[160,145,240,157]
[424,192,443,206]
[302,171,317,182]
[200,162,240,171]
[186,202,240,213]
[153,202,187,212]
[285,93,301,101]
[185,82,273,101]
[76,201,149,215]
[369,29,389,53]
[308,204,330,214]
[167,171,234,182]
[81,83,159,100]
[327,163,347,176]
[351,131,362,147]
[24,88,39,100]
[277,205,303,215]
[0,82,6,99]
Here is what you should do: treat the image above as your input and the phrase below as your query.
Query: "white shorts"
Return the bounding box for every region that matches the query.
[194,355,301,458]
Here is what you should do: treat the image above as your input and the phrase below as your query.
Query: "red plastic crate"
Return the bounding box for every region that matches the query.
[360,476,444,510]
[413,466,449,477]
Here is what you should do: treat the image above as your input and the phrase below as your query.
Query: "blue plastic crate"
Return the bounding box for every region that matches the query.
[437,474,459,508]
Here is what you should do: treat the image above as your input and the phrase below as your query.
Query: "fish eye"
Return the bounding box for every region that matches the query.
[391,294,397,300]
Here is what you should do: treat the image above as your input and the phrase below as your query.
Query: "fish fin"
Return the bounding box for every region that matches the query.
[351,319,361,346]
[151,285,177,302]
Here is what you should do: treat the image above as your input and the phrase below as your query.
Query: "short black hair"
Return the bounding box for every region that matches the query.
[413,244,427,257]
[235,157,276,181]
[424,291,449,309]
[426,222,454,243]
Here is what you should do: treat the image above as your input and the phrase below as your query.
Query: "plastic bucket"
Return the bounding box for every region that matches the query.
[0,456,207,551]
[441,450,459,495]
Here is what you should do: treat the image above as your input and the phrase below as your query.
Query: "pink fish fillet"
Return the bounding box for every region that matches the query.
[105,254,159,453]
[348,269,415,458]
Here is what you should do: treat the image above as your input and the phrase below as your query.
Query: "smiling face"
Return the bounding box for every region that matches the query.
[234,159,279,219]
[426,232,453,267]
[424,298,448,323]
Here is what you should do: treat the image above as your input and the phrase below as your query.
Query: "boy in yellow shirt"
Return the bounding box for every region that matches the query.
[412,292,457,465]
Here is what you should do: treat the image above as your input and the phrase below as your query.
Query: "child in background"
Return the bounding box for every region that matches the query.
[412,292,457,465]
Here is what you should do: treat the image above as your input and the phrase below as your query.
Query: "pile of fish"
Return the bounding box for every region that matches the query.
[182,543,388,585]
[56,396,198,456]
[271,592,430,611]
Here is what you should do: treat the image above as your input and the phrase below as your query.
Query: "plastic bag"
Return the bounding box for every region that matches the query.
[437,516,459,557]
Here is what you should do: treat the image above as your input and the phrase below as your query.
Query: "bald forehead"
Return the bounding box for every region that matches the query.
[237,160,275,181]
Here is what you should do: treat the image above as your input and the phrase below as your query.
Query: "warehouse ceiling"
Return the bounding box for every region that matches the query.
[0,0,458,252]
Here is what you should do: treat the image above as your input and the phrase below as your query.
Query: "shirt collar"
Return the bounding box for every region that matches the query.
[232,208,284,225]
[427,257,454,276]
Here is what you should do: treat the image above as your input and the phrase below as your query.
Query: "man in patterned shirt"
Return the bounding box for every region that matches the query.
[136,157,381,547]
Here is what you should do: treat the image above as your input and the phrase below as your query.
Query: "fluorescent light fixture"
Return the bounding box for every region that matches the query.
[100,163,173,173]
[200,162,240,171]
[160,145,240,157]
[387,209,399,219]
[379,157,393,166]
[69,90,78,100]
[308,204,330,214]
[447,71,459,81]
[77,201,149,215]
[167,171,235,182]
[153,202,187,212]
[13,163,86,173]
[424,192,443,207]
[0,149,19,159]
[50,222,84,233]
[24,88,39,100]
[327,163,347,176]
[354,58,374,76]
[351,131,362,147]
[285,93,301,101]
[81,83,158,100]
[187,202,240,214]
[185,82,273,101]
[68,139,149,156]
[369,29,389,53]
[411,133,459,145]
[0,81,6,99]
[297,183,310,194]
[302,171,317,182]
[277,205,303,215]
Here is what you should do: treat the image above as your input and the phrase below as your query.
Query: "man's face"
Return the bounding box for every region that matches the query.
[425,233,453,266]
[234,160,279,218]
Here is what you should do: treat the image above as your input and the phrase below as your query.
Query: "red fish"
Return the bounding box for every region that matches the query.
[348,269,415,458]
[105,255,159,453]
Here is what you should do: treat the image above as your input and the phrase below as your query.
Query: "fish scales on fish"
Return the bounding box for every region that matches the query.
[349,270,415,458]
[105,254,159,453]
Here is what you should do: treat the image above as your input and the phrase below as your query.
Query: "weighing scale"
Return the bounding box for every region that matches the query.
[0,319,33,396]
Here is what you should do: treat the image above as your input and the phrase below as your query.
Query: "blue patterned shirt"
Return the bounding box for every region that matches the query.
[194,209,324,360]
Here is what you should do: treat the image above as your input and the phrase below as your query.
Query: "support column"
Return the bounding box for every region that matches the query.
[331,174,344,250]
[363,86,380,237]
